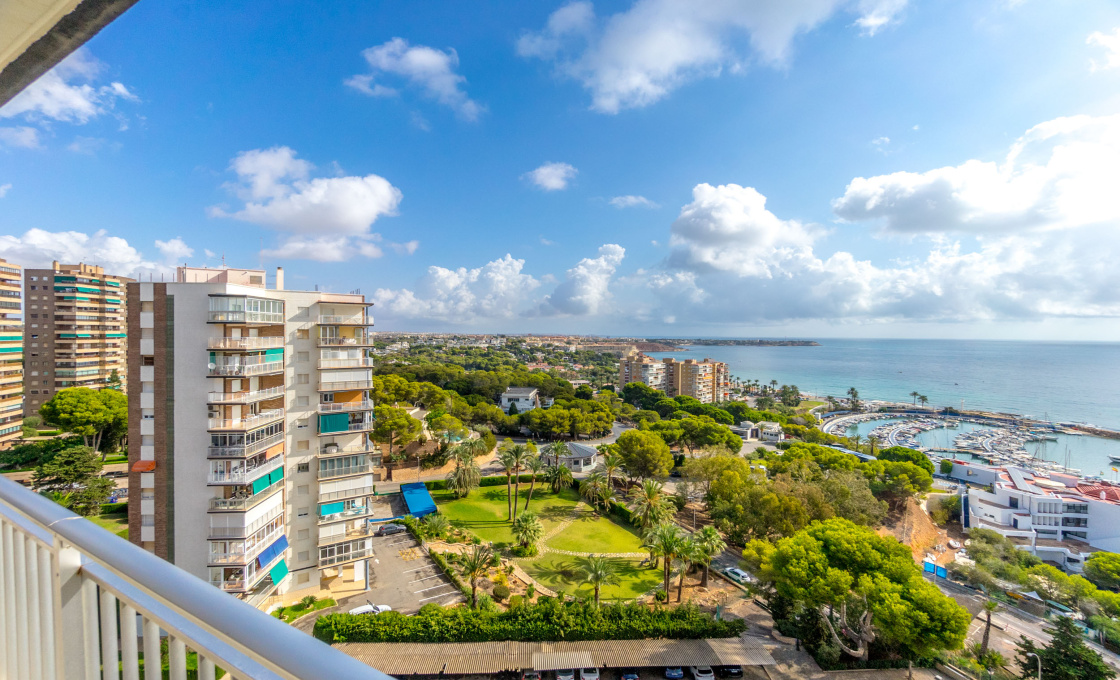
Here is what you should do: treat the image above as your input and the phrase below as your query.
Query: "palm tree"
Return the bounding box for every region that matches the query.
[459,544,493,609]
[980,600,998,656]
[523,455,545,511]
[580,555,621,607]
[445,447,482,498]
[919,394,929,408]
[868,435,880,457]
[646,523,683,599]
[769,379,778,393]
[41,490,74,509]
[579,471,613,511]
[498,448,518,520]
[601,453,622,492]
[910,391,920,406]
[422,513,450,539]
[545,462,574,493]
[458,435,491,460]
[546,441,571,465]
[694,526,726,588]
[627,479,674,531]
[512,511,544,551]
[508,444,533,520]
[677,536,700,602]
[851,433,863,452]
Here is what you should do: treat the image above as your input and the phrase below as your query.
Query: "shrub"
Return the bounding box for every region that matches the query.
[654,590,668,603]
[313,599,746,644]
[489,553,501,567]
[101,501,128,514]
[477,595,497,612]
[419,603,444,617]
[526,584,536,599]
[428,550,473,602]
[511,545,538,558]
[493,584,510,601]
[509,595,524,609]
[472,536,482,545]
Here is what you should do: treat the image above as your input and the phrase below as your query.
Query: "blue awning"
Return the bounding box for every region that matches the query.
[401,482,437,518]
[257,535,289,568]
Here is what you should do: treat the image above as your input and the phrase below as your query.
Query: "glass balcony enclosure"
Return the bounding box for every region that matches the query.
[208,296,284,324]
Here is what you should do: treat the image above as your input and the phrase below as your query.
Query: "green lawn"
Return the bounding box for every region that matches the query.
[432,485,581,544]
[91,512,129,539]
[274,597,335,623]
[520,553,662,601]
[545,508,646,554]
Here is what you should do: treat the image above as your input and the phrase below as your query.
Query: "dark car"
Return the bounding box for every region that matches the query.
[715,667,743,679]
[375,523,407,536]
[620,669,641,680]
[664,669,684,680]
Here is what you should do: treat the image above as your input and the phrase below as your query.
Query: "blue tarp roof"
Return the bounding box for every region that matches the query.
[401,482,437,518]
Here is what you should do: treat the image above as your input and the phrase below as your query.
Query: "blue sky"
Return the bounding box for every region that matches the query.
[2,0,1120,339]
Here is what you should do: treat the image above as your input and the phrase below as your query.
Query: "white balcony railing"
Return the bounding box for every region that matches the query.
[0,475,385,680]
[319,379,374,391]
[318,485,374,503]
[318,358,375,369]
[207,409,284,431]
[207,336,284,350]
[208,480,283,512]
[318,463,373,480]
[208,360,284,377]
[318,400,374,413]
[208,386,285,404]
[208,525,285,565]
[318,505,373,525]
[318,420,374,435]
[209,508,284,541]
[317,337,372,346]
[319,546,374,568]
[208,456,284,485]
[208,431,284,459]
[208,311,284,324]
[318,315,370,325]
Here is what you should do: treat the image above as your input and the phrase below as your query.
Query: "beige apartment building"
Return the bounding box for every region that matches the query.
[0,258,22,447]
[619,355,730,404]
[23,262,131,417]
[127,266,378,608]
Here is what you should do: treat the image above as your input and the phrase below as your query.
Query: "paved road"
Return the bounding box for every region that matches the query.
[362,534,463,614]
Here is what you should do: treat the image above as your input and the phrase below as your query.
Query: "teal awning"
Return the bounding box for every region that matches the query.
[320,501,344,516]
[251,475,271,495]
[268,467,284,486]
[264,348,284,360]
[319,413,349,434]
[269,559,289,584]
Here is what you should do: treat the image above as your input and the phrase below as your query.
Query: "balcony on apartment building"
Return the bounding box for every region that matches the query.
[208,430,284,458]
[318,378,375,391]
[207,408,285,431]
[207,357,284,377]
[207,455,285,486]
[318,460,375,480]
[207,385,285,404]
[318,523,375,548]
[209,544,286,594]
[318,503,373,525]
[317,399,374,414]
[317,334,375,347]
[207,296,285,325]
[208,475,284,512]
[317,313,375,326]
[317,414,375,436]
[318,357,376,369]
[208,507,284,542]
[0,476,381,680]
[318,482,374,504]
[207,523,286,566]
[318,541,374,568]
[208,336,285,351]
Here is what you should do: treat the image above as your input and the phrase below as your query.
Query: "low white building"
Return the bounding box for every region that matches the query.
[758,421,784,442]
[947,461,1120,573]
[541,442,600,473]
[500,387,541,413]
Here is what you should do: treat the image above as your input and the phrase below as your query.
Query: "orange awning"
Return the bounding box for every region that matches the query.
[131,460,156,472]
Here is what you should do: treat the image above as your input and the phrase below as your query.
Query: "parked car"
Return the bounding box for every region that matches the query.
[715,667,743,678]
[722,567,753,584]
[555,670,575,680]
[690,668,715,680]
[664,669,685,679]
[620,669,641,680]
[579,669,600,680]
[521,671,542,680]
[348,602,391,615]
[376,523,407,536]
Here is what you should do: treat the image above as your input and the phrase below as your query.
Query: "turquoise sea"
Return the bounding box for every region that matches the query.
[647,339,1120,477]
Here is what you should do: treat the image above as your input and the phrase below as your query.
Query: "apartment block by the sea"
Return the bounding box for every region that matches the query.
[619,354,731,403]
[23,262,131,417]
[0,258,22,447]
[126,266,379,608]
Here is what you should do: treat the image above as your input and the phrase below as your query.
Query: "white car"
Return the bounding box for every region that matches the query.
[723,568,753,584]
[556,671,576,680]
[690,667,715,680]
[580,669,600,680]
[348,603,392,615]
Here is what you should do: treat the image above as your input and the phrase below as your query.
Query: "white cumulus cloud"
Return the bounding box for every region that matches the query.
[517,0,907,113]
[155,237,194,264]
[0,184,10,198]
[346,38,484,121]
[833,114,1120,234]
[609,194,659,208]
[373,254,541,322]
[538,243,625,315]
[525,161,578,191]
[0,49,136,124]
[0,229,179,279]
[1088,27,1120,71]
[210,146,405,261]
[0,126,40,149]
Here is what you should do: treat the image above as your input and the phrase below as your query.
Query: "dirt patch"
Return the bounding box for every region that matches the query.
[877,496,956,564]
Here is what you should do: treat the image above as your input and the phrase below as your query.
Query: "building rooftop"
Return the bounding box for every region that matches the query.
[503,387,540,397]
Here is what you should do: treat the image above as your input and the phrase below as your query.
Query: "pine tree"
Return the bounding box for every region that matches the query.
[1015,616,1114,680]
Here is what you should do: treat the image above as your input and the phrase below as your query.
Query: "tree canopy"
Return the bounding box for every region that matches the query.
[616,429,673,480]
[39,388,127,458]
[33,445,115,516]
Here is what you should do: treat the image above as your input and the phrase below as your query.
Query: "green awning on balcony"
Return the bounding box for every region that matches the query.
[319,413,349,434]
[251,475,271,495]
[264,348,284,360]
[0,347,21,353]
[320,501,344,516]
[269,559,289,584]
[268,467,284,486]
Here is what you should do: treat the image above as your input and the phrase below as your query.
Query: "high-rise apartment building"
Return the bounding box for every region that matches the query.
[23,262,131,416]
[0,258,22,447]
[619,354,730,404]
[127,266,378,607]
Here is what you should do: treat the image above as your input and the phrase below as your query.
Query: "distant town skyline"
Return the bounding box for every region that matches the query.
[2,1,1120,340]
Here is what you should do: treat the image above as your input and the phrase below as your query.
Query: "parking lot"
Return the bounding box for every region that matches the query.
[361,532,463,614]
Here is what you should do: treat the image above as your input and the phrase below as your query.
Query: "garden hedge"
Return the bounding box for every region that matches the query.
[314,598,745,644]
[425,474,542,491]
[101,501,128,514]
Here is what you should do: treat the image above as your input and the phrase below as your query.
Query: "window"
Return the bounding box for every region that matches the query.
[297,507,309,517]
[297,440,310,451]
[297,351,309,362]
[142,356,155,366]
[296,329,309,340]
[296,396,309,407]
[297,306,309,318]
[297,462,309,473]
[297,485,309,495]
[297,572,310,584]
[297,418,309,429]
[297,374,309,385]
[297,529,309,540]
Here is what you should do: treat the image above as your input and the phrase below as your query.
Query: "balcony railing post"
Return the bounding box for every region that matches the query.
[55,542,98,680]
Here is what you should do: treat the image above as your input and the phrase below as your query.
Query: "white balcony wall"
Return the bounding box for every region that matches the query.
[141,392,154,409]
[319,475,373,496]
[140,338,155,355]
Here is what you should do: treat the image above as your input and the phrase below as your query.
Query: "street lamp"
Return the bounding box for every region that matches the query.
[1025,652,1041,680]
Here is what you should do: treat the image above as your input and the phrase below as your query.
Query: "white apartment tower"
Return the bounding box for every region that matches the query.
[127,267,378,607]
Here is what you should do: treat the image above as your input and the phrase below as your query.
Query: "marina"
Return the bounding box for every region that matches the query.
[822,411,1120,481]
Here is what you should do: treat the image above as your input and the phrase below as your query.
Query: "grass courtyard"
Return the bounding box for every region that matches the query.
[91,512,129,539]
[432,482,662,599]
